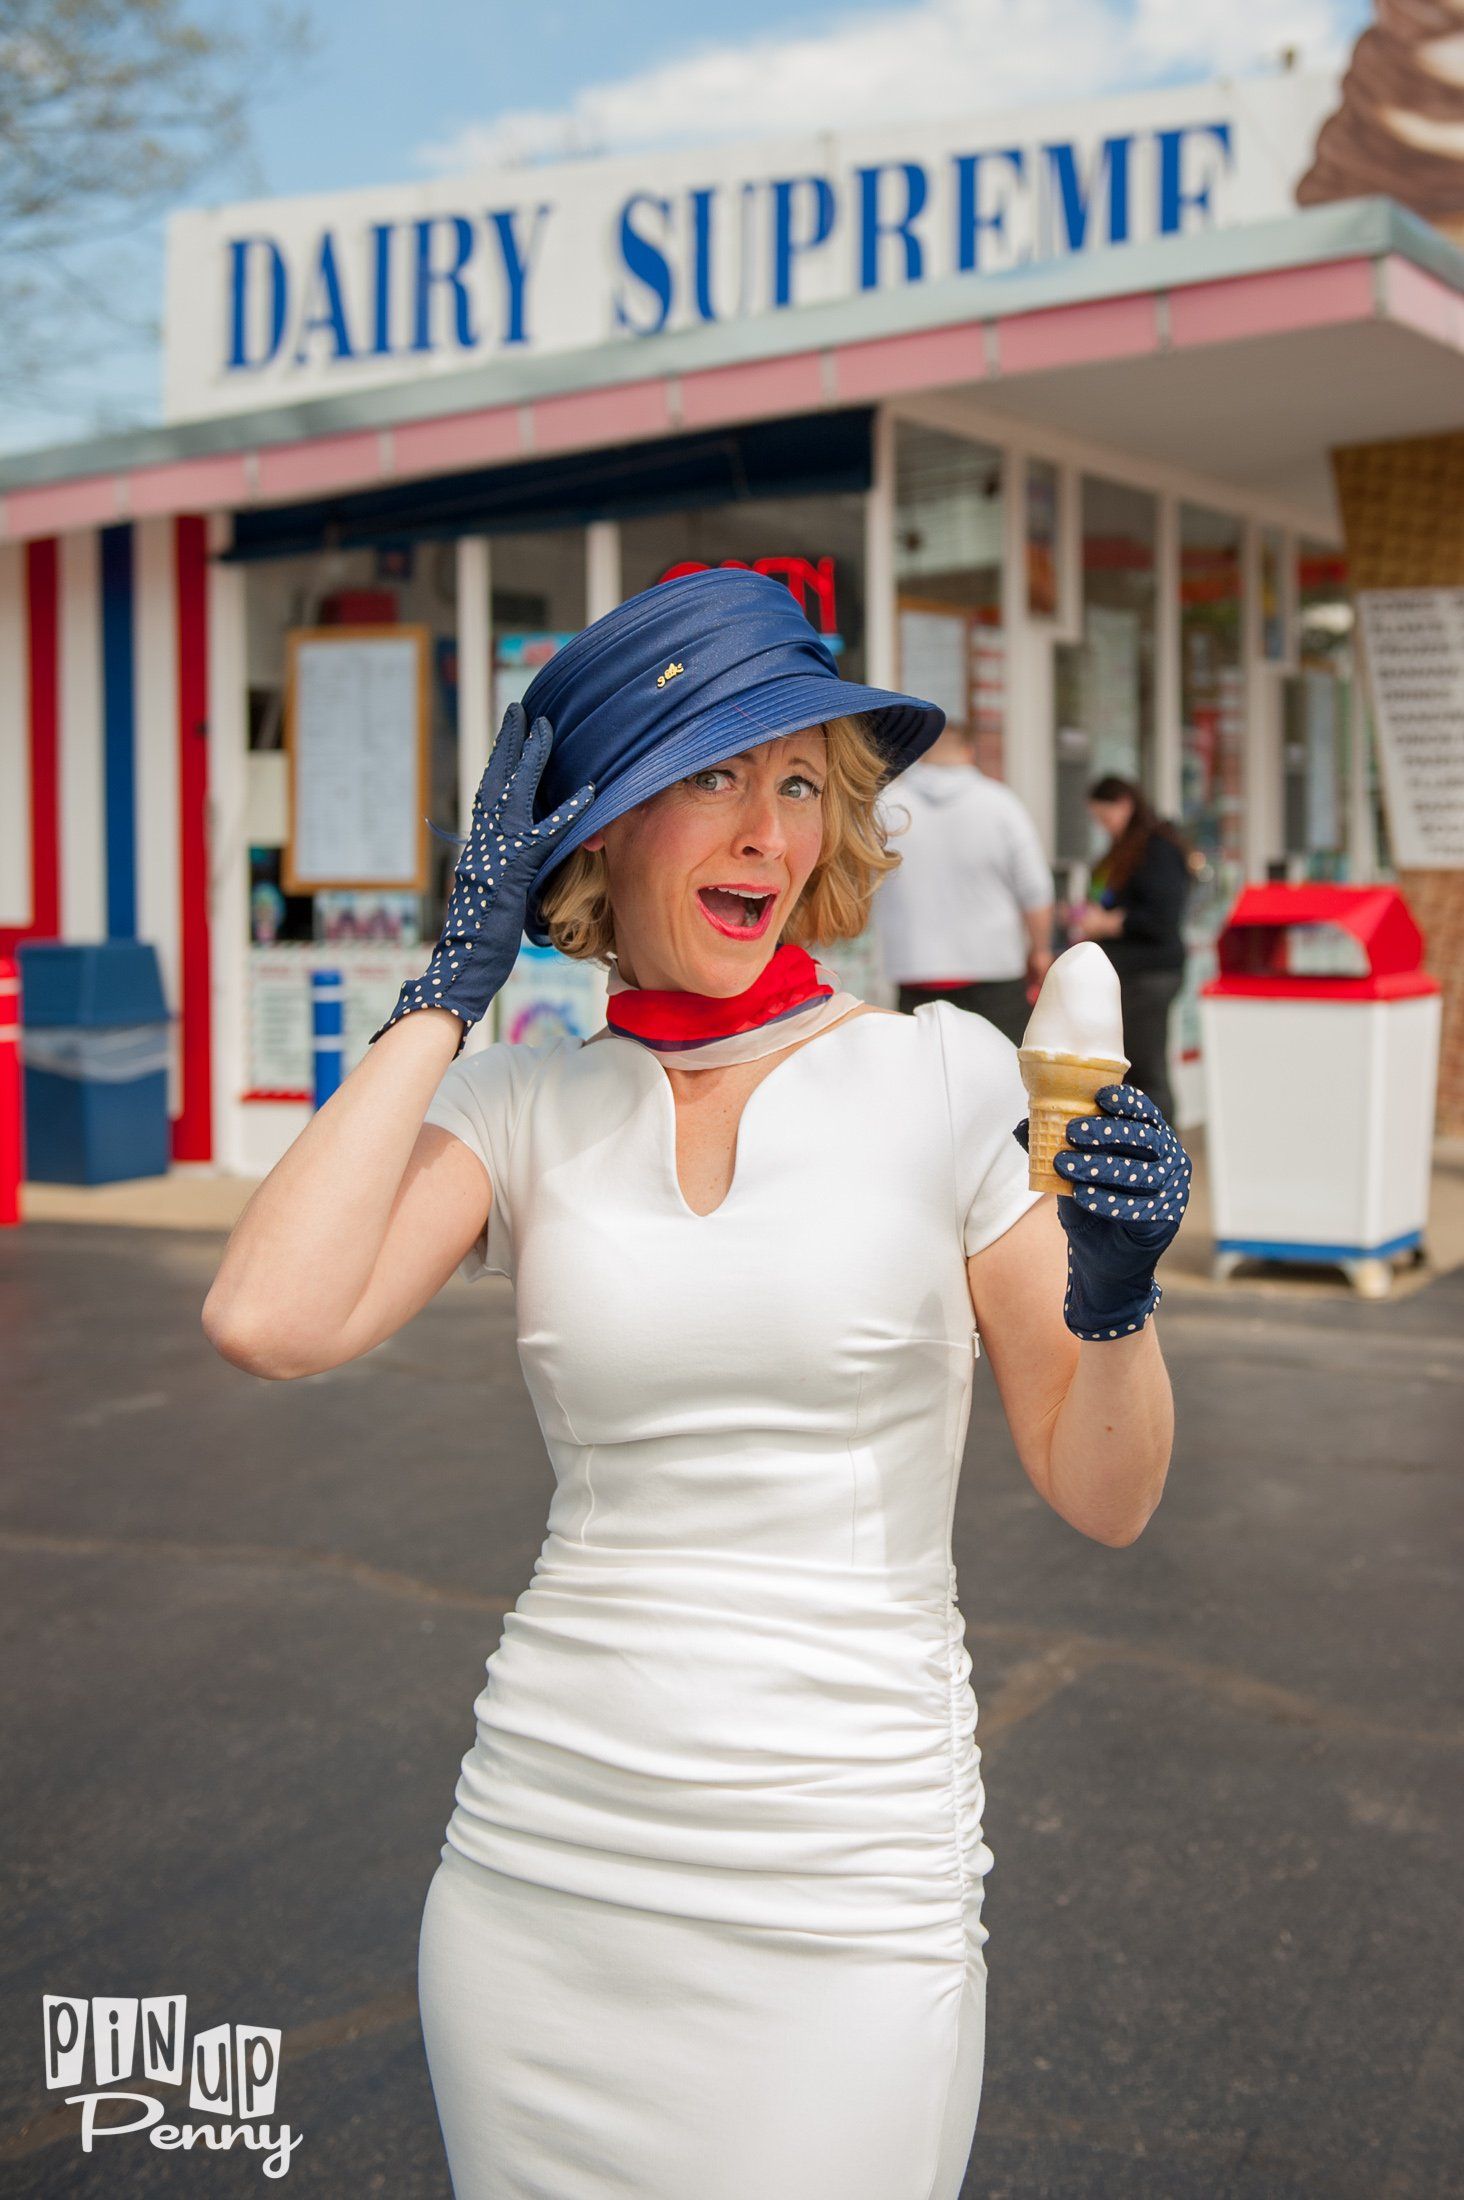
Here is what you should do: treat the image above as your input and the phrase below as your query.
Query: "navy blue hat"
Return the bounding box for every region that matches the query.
[519,565,945,946]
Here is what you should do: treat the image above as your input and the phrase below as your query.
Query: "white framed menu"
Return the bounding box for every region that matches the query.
[283,626,430,891]
[1355,590,1464,869]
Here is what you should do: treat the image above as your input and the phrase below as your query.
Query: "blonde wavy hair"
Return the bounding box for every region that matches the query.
[538,713,903,965]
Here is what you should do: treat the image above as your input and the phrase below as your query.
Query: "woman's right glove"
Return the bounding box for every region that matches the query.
[371,703,594,1048]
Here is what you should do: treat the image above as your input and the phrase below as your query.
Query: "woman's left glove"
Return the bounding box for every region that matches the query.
[371,703,594,1049]
[1016,1085,1192,1340]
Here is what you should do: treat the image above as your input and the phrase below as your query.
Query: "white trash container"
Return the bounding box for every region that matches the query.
[1199,884,1442,1298]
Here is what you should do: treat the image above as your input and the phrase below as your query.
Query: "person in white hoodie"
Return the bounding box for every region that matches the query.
[873,722,1054,1045]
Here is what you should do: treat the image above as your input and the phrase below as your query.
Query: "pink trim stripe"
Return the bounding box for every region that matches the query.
[834,323,985,400]
[1168,258,1374,348]
[1383,255,1464,350]
[533,379,671,455]
[255,431,382,500]
[678,352,826,428]
[6,475,123,539]
[998,292,1157,376]
[393,406,523,476]
[130,455,252,517]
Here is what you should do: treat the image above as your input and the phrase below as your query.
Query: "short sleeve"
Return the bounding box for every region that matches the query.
[422,1039,549,1282]
[926,999,1044,1257]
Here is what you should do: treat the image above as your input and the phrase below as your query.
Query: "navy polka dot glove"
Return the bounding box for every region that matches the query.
[371,704,594,1049]
[1015,1085,1192,1341]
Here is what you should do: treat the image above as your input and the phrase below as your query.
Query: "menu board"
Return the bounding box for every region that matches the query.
[897,606,967,725]
[1356,590,1464,868]
[284,627,429,891]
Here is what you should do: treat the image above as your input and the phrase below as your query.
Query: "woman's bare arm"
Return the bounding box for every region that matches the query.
[965,1197,1174,1547]
[202,1008,491,1381]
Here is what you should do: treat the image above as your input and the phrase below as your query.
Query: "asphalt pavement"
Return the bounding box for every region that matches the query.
[2,1220,1460,2198]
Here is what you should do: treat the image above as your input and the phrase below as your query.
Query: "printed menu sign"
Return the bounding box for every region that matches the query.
[1356,590,1464,869]
[284,628,428,890]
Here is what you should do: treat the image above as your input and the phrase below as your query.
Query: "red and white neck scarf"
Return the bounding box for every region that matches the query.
[605,942,862,1069]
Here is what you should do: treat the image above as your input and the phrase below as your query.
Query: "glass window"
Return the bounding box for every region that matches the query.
[1054,476,1157,865]
[1286,541,1385,878]
[1260,528,1287,662]
[1179,503,1245,937]
[620,494,867,677]
[892,421,1005,776]
[1026,457,1060,619]
[487,529,587,719]
[1168,505,1245,1066]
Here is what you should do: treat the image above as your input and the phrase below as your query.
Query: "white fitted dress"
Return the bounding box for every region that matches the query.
[416,1001,1040,2200]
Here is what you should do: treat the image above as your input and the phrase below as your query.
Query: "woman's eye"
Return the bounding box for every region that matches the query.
[685,769,822,796]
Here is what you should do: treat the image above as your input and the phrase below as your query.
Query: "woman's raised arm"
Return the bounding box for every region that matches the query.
[202,1008,490,1380]
[967,1197,1174,1547]
[966,1081,1191,1546]
[204,701,595,1383]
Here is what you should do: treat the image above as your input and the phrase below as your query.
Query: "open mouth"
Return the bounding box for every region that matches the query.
[696,886,777,939]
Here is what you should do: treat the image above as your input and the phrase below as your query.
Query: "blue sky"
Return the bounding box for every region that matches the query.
[1,0,1372,455]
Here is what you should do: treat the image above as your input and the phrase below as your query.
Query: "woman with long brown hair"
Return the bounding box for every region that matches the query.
[1076,774,1191,1124]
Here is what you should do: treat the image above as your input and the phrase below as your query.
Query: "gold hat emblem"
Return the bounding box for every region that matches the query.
[656,661,684,689]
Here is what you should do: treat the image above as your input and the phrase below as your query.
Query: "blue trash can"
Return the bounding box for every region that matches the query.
[18,942,172,1184]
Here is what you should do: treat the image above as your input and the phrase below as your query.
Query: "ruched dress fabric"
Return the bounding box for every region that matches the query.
[416,1002,1041,2200]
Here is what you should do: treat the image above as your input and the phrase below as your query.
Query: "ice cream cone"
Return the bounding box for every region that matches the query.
[1019,1049,1128,1196]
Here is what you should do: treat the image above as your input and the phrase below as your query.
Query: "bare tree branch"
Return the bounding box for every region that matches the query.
[0,0,314,426]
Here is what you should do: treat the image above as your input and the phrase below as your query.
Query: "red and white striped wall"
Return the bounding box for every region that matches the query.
[0,515,215,1162]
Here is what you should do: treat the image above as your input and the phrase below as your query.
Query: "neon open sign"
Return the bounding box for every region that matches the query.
[658,555,840,648]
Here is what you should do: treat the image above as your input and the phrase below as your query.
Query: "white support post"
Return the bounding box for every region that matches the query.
[865,406,896,689]
[456,536,492,827]
[586,521,621,622]
[1154,493,1182,820]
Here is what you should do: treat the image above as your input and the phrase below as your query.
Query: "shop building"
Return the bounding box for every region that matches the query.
[3,74,1463,1172]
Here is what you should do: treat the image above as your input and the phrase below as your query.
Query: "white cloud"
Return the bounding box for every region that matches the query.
[416,0,1357,173]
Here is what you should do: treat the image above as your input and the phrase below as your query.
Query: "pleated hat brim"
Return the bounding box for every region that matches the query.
[517,569,945,949]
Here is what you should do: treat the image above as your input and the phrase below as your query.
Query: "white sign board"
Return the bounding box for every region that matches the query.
[1356,590,1464,869]
[247,944,431,1094]
[164,75,1335,421]
[898,608,967,723]
[285,628,428,891]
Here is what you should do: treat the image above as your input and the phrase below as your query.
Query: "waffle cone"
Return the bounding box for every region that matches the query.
[1019,1049,1128,1195]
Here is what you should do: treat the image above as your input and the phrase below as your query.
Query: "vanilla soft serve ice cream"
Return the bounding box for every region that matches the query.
[1021,941,1127,1062]
[1019,944,1129,1195]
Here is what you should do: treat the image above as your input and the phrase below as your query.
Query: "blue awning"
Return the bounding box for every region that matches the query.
[223,407,874,562]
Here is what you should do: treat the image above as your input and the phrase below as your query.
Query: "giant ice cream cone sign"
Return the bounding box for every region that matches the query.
[1297,0,1464,241]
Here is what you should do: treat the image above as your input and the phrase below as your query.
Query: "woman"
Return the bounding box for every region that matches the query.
[203,571,1189,2200]
[1077,773,1192,1127]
